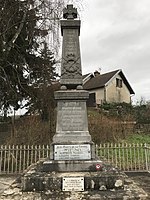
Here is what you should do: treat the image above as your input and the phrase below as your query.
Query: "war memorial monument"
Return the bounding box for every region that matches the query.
[21,5,148,199]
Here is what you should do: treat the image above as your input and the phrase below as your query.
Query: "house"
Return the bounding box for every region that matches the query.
[83,69,135,107]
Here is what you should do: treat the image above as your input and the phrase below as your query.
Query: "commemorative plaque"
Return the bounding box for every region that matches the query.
[62,177,84,191]
[54,144,91,160]
[60,103,83,131]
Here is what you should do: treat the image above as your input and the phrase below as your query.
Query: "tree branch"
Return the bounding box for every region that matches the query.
[5,6,28,58]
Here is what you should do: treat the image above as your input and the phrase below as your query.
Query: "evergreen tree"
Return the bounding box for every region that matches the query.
[0,0,62,118]
[0,0,83,119]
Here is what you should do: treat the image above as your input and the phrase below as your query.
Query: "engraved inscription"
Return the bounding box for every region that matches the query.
[59,102,85,131]
[64,29,77,55]
[62,177,84,191]
[54,144,91,160]
[61,107,83,131]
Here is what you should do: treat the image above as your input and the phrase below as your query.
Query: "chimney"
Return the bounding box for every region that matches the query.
[94,70,100,77]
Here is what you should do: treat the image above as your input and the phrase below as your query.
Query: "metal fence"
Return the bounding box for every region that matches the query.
[0,143,149,174]
[97,143,150,172]
[0,145,50,174]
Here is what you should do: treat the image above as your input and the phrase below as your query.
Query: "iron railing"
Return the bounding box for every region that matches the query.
[0,143,149,174]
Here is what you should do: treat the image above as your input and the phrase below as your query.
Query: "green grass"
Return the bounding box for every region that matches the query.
[124,134,150,144]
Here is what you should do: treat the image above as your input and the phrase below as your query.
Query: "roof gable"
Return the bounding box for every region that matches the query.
[118,70,135,94]
[82,73,91,80]
[83,73,93,84]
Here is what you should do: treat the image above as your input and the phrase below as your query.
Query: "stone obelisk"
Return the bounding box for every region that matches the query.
[60,4,82,89]
[51,4,95,161]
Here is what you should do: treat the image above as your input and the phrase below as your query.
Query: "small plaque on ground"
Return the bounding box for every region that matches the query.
[54,144,91,160]
[62,177,84,191]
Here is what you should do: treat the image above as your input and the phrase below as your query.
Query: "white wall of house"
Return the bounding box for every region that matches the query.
[88,74,131,105]
[105,74,131,104]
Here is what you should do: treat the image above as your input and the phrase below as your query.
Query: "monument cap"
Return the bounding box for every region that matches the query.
[63,4,78,19]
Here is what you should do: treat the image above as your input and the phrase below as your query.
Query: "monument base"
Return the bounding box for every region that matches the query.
[42,160,104,172]
[22,171,125,192]
[22,159,125,192]
[21,162,148,199]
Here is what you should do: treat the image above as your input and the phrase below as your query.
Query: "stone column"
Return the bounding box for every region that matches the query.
[51,5,94,160]
[60,4,82,89]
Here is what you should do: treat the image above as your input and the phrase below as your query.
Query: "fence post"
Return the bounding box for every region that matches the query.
[144,143,148,172]
[96,144,98,157]
[0,145,3,173]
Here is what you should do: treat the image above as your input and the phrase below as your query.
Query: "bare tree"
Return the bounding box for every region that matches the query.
[0,0,84,120]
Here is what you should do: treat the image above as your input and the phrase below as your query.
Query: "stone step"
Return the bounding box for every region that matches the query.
[41,159,113,172]
[22,171,125,192]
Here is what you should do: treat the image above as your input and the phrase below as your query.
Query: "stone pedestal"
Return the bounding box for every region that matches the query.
[22,170,125,192]
[53,90,91,143]
[46,89,96,172]
[42,160,103,172]
[21,162,148,199]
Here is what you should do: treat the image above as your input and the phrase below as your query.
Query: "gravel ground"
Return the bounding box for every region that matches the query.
[125,172,150,199]
[0,175,17,194]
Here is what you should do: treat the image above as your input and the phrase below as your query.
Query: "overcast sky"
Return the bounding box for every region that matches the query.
[78,0,150,103]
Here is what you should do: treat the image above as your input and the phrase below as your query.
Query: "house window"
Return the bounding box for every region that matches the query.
[87,93,96,107]
[116,78,122,88]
